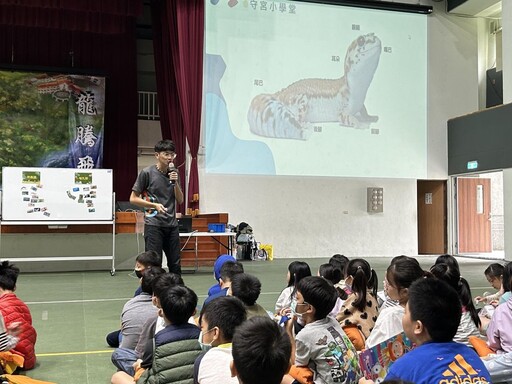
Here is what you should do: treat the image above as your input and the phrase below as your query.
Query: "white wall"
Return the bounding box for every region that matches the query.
[201,175,417,257]
[137,120,162,171]
[196,2,479,258]
[427,2,479,178]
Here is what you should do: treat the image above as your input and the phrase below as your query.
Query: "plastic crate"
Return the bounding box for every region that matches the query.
[208,223,226,233]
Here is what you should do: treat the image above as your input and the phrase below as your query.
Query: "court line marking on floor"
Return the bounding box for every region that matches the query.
[25,287,492,306]
[37,350,112,357]
[26,298,133,305]
[25,291,285,305]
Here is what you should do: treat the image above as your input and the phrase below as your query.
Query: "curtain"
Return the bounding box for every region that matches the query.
[174,0,204,215]
[0,0,142,34]
[151,0,187,215]
[150,0,204,215]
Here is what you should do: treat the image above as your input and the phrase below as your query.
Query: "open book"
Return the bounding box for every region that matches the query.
[358,332,415,382]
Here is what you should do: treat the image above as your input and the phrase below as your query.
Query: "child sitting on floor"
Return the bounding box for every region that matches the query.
[106,250,162,348]
[430,261,482,347]
[111,284,201,384]
[229,273,269,319]
[365,256,426,349]
[206,254,236,297]
[318,263,344,316]
[194,296,247,383]
[275,261,311,317]
[0,260,37,370]
[360,278,491,384]
[481,262,512,383]
[111,271,182,376]
[475,263,505,306]
[283,276,361,384]
[336,258,379,350]
[231,316,291,384]
[203,261,244,306]
[329,254,350,298]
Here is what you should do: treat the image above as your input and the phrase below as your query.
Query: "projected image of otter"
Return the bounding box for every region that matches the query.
[247,33,381,140]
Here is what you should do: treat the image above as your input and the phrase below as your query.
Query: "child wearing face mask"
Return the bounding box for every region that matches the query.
[110,267,166,376]
[106,250,163,348]
[194,296,247,384]
[282,276,362,384]
[132,250,163,295]
[111,284,201,384]
[111,272,184,376]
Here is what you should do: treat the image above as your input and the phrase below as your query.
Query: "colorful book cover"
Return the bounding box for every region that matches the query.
[358,332,415,383]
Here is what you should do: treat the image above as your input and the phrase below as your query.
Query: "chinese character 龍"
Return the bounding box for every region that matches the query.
[76,91,97,115]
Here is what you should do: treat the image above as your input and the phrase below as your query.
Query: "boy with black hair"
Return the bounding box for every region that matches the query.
[194,296,247,383]
[284,275,361,384]
[231,316,291,384]
[134,251,162,278]
[203,261,244,305]
[360,278,491,384]
[111,285,201,384]
[229,273,269,318]
[132,251,163,297]
[118,267,165,351]
[152,272,184,303]
[111,271,183,375]
[0,260,37,370]
[107,250,163,348]
[146,271,188,343]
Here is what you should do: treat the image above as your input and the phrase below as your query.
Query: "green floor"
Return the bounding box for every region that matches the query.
[14,256,502,383]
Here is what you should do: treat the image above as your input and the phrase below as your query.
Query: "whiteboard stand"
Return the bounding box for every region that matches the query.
[0,168,116,275]
[111,192,116,275]
[0,192,117,276]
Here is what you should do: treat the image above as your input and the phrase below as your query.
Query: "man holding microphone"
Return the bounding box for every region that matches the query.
[130,139,184,275]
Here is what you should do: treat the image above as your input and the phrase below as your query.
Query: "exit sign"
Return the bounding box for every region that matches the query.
[467,160,478,170]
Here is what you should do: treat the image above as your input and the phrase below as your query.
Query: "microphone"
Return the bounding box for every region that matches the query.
[168,162,176,186]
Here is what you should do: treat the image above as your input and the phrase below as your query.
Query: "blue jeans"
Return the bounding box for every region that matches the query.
[111,347,139,376]
[106,329,122,348]
[144,224,181,275]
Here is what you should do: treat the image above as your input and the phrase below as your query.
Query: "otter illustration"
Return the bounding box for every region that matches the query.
[247,33,381,140]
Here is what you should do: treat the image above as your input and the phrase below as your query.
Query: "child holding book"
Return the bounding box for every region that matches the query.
[359,278,491,384]
[365,257,425,349]
[283,276,361,384]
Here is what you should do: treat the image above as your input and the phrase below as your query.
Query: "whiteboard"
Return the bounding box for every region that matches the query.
[1,167,113,222]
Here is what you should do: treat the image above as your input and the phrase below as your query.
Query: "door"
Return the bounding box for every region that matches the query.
[457,177,492,253]
[417,180,447,254]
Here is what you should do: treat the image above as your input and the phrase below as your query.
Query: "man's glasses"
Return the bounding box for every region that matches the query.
[160,152,177,159]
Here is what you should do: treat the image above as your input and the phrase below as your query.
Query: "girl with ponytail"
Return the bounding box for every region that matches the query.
[430,261,481,347]
[336,258,379,350]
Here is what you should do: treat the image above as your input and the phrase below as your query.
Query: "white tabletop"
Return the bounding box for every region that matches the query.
[179,231,236,237]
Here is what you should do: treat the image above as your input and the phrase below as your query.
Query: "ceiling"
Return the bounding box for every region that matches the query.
[447,0,501,18]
